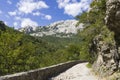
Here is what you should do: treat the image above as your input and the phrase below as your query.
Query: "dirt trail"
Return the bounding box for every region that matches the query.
[50,62,98,80]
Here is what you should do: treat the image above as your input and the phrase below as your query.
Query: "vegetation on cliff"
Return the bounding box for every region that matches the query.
[76,0,114,63]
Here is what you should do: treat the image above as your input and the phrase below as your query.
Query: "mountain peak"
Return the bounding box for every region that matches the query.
[19,20,84,37]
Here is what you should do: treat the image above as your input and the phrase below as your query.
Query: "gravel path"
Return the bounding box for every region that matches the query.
[50,62,98,80]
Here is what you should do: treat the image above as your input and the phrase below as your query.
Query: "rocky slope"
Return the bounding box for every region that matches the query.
[19,26,37,34]
[19,20,83,37]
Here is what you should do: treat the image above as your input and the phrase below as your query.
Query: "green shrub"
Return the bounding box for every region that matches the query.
[86,63,92,68]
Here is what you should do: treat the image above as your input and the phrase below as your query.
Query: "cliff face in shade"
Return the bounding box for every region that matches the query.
[105,0,120,35]
[105,0,120,47]
[105,0,120,67]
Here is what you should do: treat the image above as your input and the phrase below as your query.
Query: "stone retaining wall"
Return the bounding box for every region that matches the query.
[0,60,86,80]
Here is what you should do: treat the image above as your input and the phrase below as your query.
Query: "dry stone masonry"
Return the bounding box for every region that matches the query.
[0,61,85,80]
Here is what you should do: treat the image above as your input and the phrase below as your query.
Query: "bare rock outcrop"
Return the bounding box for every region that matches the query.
[92,35,118,77]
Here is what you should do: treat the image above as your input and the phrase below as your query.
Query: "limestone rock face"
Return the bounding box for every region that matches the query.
[19,20,83,37]
[91,35,118,77]
[19,26,35,34]
[105,0,120,35]
[105,0,120,49]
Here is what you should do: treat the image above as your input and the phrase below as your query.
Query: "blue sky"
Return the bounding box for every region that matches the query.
[0,0,92,29]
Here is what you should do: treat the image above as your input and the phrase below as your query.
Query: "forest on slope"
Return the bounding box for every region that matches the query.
[0,21,83,76]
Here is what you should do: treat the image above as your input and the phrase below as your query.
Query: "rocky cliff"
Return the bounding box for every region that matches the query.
[92,35,118,77]
[92,0,120,79]
[105,0,120,56]
[105,0,120,69]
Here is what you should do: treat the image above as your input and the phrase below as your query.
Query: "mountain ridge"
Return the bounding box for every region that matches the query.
[19,20,84,37]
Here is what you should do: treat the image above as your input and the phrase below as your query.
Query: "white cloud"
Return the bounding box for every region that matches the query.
[13,21,21,29]
[13,22,18,27]
[7,0,12,4]
[45,15,52,20]
[57,0,70,9]
[7,0,51,27]
[33,12,41,16]
[21,18,38,29]
[57,0,92,17]
[8,11,17,16]
[17,0,49,14]
[64,3,82,17]
[4,21,8,25]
